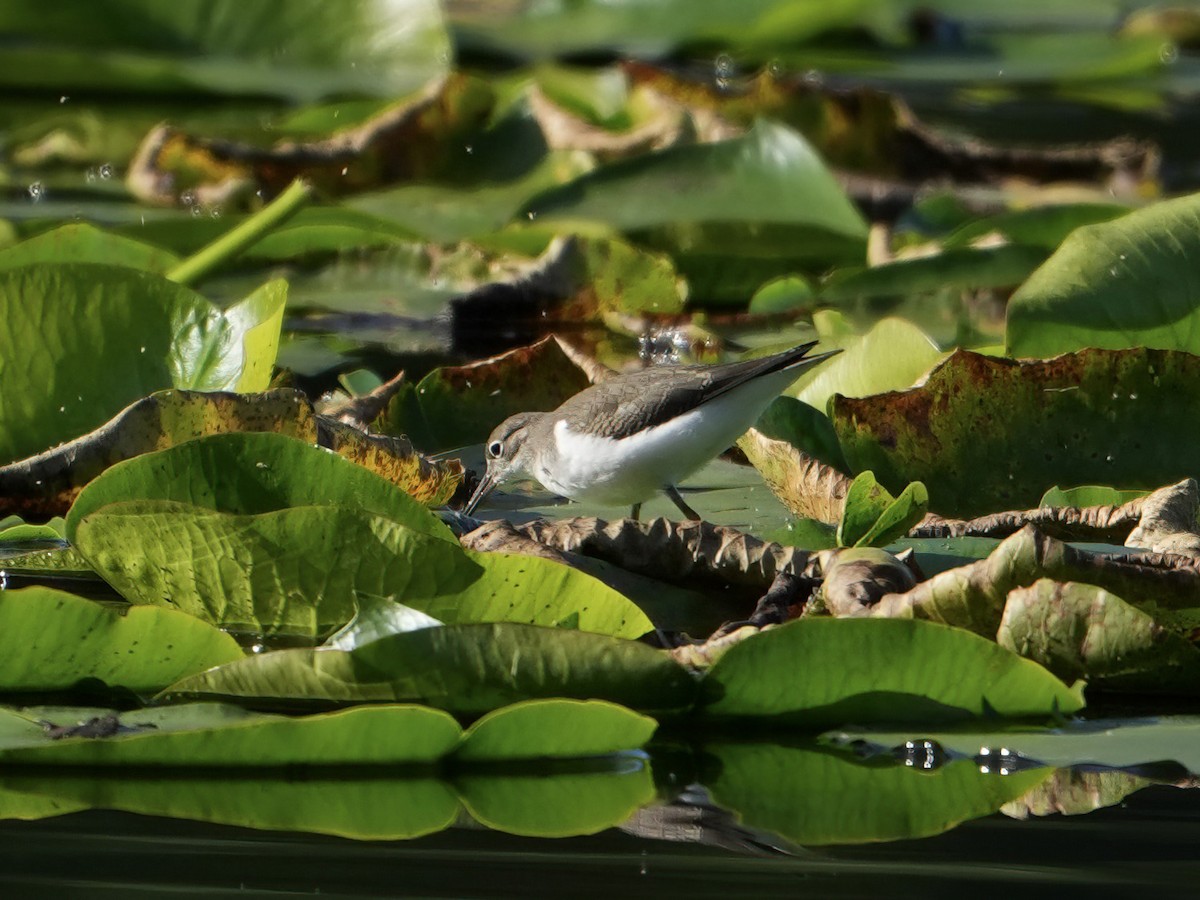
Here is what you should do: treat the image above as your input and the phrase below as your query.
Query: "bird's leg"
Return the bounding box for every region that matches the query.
[664,485,701,521]
[629,502,642,521]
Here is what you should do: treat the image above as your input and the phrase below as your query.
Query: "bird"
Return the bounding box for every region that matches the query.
[463,340,839,521]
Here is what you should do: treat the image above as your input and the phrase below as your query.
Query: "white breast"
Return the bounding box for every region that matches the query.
[535,369,795,506]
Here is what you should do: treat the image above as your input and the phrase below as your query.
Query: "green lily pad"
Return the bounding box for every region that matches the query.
[0,223,178,272]
[788,317,943,414]
[0,703,461,766]
[522,121,866,242]
[820,245,1046,303]
[700,618,1084,725]
[830,715,1200,775]
[72,501,477,636]
[0,586,242,692]
[832,347,1200,517]
[748,275,815,314]
[0,263,284,464]
[457,699,657,761]
[1038,485,1150,508]
[1007,192,1200,358]
[65,431,453,543]
[166,623,698,716]
[0,772,460,839]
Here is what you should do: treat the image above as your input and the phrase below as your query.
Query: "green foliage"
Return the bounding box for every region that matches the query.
[837,472,928,548]
[0,264,284,464]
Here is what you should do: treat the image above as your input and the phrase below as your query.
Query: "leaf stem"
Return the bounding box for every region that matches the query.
[167,179,313,286]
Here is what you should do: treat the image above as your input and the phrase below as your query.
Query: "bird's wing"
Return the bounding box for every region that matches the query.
[560,342,819,439]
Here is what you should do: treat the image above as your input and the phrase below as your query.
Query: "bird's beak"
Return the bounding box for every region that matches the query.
[462,468,497,517]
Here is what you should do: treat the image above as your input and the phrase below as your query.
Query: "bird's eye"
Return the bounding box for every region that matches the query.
[487,440,504,458]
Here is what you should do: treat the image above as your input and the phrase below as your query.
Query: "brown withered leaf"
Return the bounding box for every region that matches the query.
[376,334,593,452]
[127,74,494,206]
[623,61,1158,195]
[870,526,1200,637]
[818,547,918,618]
[737,427,852,524]
[0,389,460,517]
[318,419,461,507]
[998,578,1200,693]
[518,515,818,589]
[670,624,768,670]
[1002,769,1155,820]
[912,479,1200,556]
[318,370,408,431]
[529,82,690,161]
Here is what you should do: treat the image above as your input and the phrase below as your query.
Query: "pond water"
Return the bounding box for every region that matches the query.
[4,713,1200,897]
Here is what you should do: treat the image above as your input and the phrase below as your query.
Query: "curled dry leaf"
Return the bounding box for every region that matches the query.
[998,579,1200,692]
[519,515,817,589]
[819,547,918,618]
[128,74,494,206]
[913,479,1200,554]
[1001,769,1154,820]
[460,518,582,566]
[0,389,313,518]
[319,370,407,431]
[317,418,462,507]
[529,83,689,161]
[871,526,1200,637]
[1126,479,1200,556]
[670,624,767,670]
[737,427,852,524]
[0,389,461,517]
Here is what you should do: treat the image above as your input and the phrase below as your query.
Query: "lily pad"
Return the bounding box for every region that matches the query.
[0,586,242,692]
[1007,192,1200,358]
[832,347,1200,517]
[837,472,928,548]
[166,623,698,716]
[0,263,284,464]
[65,431,454,543]
[72,501,477,636]
[0,223,178,272]
[700,618,1084,724]
[0,703,461,766]
[522,121,866,242]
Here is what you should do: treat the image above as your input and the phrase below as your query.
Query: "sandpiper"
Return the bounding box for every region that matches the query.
[463,341,839,520]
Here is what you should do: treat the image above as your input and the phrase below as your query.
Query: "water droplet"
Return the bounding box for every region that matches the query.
[803,69,823,86]
[85,168,97,183]
[526,211,537,221]
[997,68,1004,77]
[250,642,266,654]
[140,346,146,353]
[98,163,113,179]
[341,166,348,176]
[465,144,474,154]
[190,205,202,217]
[1106,454,1114,462]
[209,206,222,219]
[27,182,44,202]
[256,462,268,469]
[1161,43,1180,65]
[1109,267,1119,276]
[1129,392,1138,400]
[180,190,196,207]
[59,95,69,104]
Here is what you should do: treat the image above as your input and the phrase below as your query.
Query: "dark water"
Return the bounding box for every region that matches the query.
[2,780,1198,898]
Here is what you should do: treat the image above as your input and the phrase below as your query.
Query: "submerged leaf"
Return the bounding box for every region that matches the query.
[457,699,657,761]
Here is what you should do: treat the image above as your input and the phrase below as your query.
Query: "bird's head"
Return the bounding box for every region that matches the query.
[462,412,543,516]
